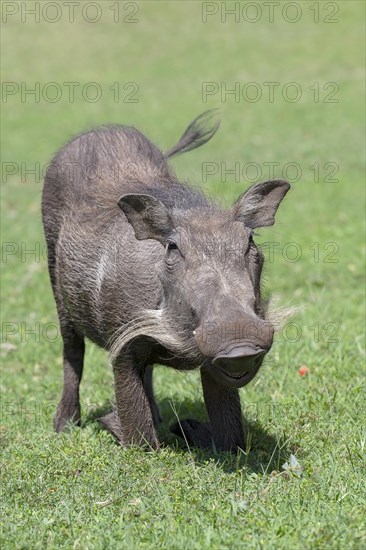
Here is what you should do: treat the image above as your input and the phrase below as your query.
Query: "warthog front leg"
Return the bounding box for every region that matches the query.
[54,329,85,432]
[171,365,246,452]
[101,355,159,449]
[143,365,162,427]
[201,366,246,451]
[99,364,161,442]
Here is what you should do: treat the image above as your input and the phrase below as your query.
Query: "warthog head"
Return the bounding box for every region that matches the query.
[118,179,290,388]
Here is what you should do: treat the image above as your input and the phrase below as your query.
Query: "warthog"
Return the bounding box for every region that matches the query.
[42,111,290,451]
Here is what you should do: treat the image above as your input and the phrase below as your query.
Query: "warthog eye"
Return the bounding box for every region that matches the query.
[165,240,183,269]
[166,241,179,252]
[245,232,255,253]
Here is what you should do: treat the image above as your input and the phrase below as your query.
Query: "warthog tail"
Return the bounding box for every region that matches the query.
[165,110,220,158]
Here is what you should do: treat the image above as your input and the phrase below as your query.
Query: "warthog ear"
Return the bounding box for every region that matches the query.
[118,193,173,244]
[233,180,290,228]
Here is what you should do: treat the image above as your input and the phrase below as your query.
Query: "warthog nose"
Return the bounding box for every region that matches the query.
[213,346,266,376]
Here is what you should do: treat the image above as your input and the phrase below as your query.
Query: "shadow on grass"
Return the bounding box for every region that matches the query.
[82,403,113,425]
[83,397,290,475]
[158,396,290,474]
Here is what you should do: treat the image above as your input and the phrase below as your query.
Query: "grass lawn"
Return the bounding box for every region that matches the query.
[1,1,365,548]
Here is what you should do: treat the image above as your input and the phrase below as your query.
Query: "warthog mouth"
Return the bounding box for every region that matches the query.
[209,344,266,388]
[207,362,261,389]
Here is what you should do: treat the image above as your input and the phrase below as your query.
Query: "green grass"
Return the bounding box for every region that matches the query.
[1,1,365,548]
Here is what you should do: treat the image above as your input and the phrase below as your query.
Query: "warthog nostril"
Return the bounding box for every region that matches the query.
[213,345,266,377]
